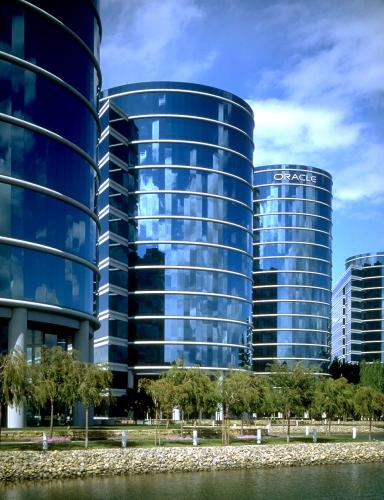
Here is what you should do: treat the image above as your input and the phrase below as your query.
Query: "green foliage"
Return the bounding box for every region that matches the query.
[3,348,29,409]
[359,361,384,392]
[268,363,316,442]
[354,385,384,440]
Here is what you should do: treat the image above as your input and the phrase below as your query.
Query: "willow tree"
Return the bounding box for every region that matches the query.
[355,385,384,440]
[313,377,355,434]
[268,363,316,443]
[76,362,113,448]
[2,349,30,433]
[30,346,77,438]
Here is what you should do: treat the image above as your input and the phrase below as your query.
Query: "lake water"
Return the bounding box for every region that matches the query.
[2,463,384,499]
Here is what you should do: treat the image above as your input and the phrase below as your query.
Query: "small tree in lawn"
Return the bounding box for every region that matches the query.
[76,362,112,448]
[30,346,77,438]
[2,349,30,432]
[183,367,219,426]
[268,363,316,443]
[221,370,258,444]
[313,377,355,434]
[138,377,175,445]
[354,385,384,440]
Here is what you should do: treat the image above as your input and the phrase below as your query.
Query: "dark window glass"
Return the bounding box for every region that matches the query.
[0,245,93,313]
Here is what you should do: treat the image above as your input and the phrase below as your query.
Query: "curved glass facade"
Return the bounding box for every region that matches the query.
[97,82,254,386]
[253,165,332,372]
[0,0,100,424]
[332,252,384,363]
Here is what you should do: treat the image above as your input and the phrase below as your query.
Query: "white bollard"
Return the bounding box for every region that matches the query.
[256,428,261,444]
[192,430,198,446]
[296,420,299,427]
[352,427,357,439]
[266,423,271,435]
[121,431,127,448]
[305,426,309,436]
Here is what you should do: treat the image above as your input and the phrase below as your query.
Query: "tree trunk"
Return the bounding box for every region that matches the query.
[0,402,2,443]
[50,399,54,438]
[369,417,372,441]
[328,418,332,436]
[180,409,184,438]
[85,407,89,448]
[286,411,291,444]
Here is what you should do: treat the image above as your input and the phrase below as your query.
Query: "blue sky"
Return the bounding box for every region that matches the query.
[100,0,384,282]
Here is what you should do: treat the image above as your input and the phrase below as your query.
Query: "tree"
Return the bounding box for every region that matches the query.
[313,377,355,434]
[76,362,112,448]
[360,361,384,392]
[30,346,77,437]
[220,370,263,444]
[182,367,218,426]
[354,386,384,440]
[2,349,30,432]
[268,363,316,443]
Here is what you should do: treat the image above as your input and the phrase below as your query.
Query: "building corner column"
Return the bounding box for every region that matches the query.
[7,307,28,428]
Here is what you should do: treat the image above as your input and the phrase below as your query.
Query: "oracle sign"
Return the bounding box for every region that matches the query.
[273,171,317,184]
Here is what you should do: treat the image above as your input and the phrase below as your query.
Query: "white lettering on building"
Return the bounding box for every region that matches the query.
[273,172,317,184]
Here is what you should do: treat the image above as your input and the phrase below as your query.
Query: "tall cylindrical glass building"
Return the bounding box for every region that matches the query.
[332,252,384,363]
[98,82,254,386]
[252,164,332,373]
[0,0,101,425]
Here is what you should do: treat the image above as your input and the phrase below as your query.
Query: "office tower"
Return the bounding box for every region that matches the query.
[253,165,332,373]
[0,0,101,425]
[97,82,254,396]
[332,252,384,363]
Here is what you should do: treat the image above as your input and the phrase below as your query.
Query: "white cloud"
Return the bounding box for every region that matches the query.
[100,0,215,86]
[248,0,384,208]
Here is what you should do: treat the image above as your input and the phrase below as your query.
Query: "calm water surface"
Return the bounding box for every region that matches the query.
[2,463,384,499]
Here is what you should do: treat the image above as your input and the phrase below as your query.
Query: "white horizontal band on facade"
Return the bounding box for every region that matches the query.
[0,51,99,126]
[253,271,330,280]
[0,236,98,273]
[253,240,330,250]
[252,284,330,292]
[252,357,328,362]
[253,342,329,348]
[255,211,331,222]
[16,0,102,84]
[131,239,253,258]
[128,113,254,144]
[94,337,128,348]
[253,298,329,306]
[252,312,329,320]
[130,189,252,211]
[254,167,332,182]
[0,174,99,224]
[129,340,245,349]
[130,139,252,164]
[99,231,128,247]
[346,254,384,263]
[126,164,252,188]
[359,275,384,281]
[252,327,329,333]
[130,265,250,280]
[359,286,384,291]
[0,298,98,327]
[99,88,254,121]
[128,290,251,304]
[129,365,244,372]
[130,315,251,326]
[99,284,128,298]
[99,257,128,272]
[360,307,384,312]
[254,181,332,196]
[129,215,252,234]
[253,255,331,264]
[99,205,128,221]
[253,196,332,208]
[98,310,128,322]
[0,113,100,178]
[253,225,331,236]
